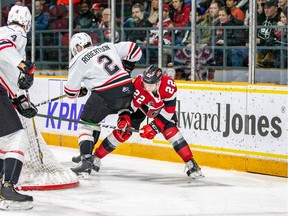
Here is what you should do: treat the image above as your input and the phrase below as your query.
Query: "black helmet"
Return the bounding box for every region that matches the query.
[142,65,162,84]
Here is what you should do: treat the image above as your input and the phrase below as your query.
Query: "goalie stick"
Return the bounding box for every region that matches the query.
[35,94,67,107]
[25,90,44,164]
[36,113,140,132]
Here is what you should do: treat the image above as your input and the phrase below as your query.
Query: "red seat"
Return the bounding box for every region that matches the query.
[61,32,69,46]
[49,4,68,18]
[49,18,68,30]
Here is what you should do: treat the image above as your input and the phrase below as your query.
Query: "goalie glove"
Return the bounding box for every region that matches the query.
[140,119,165,140]
[78,86,88,97]
[117,111,131,130]
[17,61,36,90]
[12,95,38,118]
[122,60,135,73]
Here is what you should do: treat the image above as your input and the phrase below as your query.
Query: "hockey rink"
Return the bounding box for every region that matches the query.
[2,146,288,216]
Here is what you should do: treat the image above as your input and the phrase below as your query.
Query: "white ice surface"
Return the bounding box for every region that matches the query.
[2,146,288,216]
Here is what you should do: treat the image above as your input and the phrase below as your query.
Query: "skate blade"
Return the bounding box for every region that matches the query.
[0,200,33,211]
[189,170,205,179]
[75,172,90,180]
[91,165,100,172]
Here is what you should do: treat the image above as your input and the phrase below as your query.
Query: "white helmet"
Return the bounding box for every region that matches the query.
[7,5,32,32]
[70,33,92,56]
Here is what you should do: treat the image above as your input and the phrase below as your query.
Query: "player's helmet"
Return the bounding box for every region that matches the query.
[7,5,32,32]
[70,33,92,56]
[142,65,162,84]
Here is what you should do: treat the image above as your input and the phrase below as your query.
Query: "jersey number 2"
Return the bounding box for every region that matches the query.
[98,55,120,75]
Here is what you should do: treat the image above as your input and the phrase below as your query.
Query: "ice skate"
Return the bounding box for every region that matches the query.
[71,154,94,177]
[72,155,81,163]
[91,155,101,172]
[0,181,33,210]
[185,158,204,179]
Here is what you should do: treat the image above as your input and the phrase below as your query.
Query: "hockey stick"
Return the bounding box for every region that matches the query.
[35,94,67,107]
[36,113,140,133]
[25,90,44,164]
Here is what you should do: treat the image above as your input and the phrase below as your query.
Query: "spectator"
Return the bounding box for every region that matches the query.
[49,4,69,30]
[148,0,159,24]
[256,0,281,67]
[273,8,287,68]
[226,0,245,20]
[179,0,224,73]
[148,4,174,65]
[198,0,213,13]
[171,0,191,44]
[181,8,205,45]
[124,3,152,43]
[35,0,49,30]
[278,0,288,12]
[98,8,121,43]
[196,0,224,45]
[90,3,101,28]
[39,0,50,13]
[257,0,270,24]
[149,4,174,46]
[173,8,216,80]
[211,6,247,66]
[236,0,249,13]
[74,1,94,30]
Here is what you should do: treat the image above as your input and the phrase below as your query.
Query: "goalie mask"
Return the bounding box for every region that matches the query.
[7,5,32,32]
[70,33,92,56]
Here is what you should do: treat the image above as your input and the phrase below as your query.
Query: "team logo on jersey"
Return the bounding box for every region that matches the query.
[148,101,155,107]
[122,86,130,93]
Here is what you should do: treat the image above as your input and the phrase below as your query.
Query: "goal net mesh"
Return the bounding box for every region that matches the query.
[16,117,79,191]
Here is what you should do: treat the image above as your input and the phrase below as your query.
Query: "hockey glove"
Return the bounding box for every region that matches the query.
[140,119,165,139]
[122,60,135,73]
[113,129,132,143]
[78,86,88,97]
[12,95,38,118]
[17,61,36,90]
[117,111,131,130]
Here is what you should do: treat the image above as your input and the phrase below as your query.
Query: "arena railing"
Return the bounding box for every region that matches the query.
[24,25,287,85]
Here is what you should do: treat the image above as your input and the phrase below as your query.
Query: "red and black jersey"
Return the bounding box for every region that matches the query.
[132,74,177,124]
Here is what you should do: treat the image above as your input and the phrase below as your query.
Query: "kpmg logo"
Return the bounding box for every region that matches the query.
[45,102,84,131]
[176,101,282,138]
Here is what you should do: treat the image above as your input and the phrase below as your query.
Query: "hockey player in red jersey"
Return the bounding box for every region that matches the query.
[92,65,204,178]
[0,5,37,210]
[65,32,142,176]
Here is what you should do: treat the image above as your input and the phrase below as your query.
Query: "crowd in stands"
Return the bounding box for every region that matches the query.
[1,0,287,80]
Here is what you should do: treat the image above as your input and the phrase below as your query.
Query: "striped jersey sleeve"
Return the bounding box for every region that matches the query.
[115,42,142,62]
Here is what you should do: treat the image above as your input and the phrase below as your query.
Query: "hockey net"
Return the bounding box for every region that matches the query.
[16,117,79,191]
